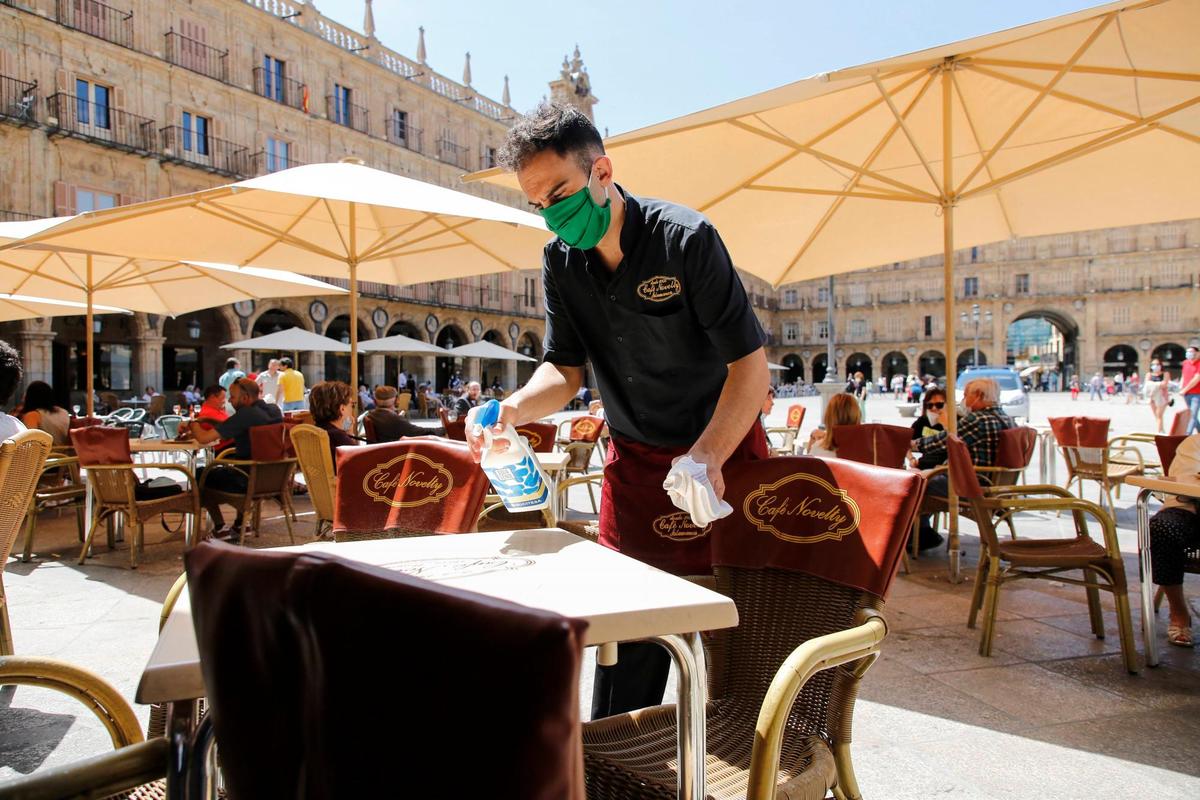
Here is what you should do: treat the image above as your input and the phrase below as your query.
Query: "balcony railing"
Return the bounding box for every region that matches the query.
[387,121,421,152]
[252,67,308,111]
[436,138,469,170]
[327,95,369,134]
[46,92,157,153]
[159,126,249,178]
[0,210,39,222]
[249,150,304,175]
[0,75,37,125]
[165,29,228,83]
[56,0,134,49]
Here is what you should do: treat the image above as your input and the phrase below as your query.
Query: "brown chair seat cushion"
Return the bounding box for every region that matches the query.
[557,511,599,543]
[995,536,1108,567]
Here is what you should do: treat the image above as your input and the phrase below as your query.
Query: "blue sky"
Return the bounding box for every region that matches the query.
[319,0,1101,135]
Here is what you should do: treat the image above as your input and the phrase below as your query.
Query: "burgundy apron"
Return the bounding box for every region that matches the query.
[599,421,768,575]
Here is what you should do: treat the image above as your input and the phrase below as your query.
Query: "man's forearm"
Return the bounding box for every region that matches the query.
[503,362,584,425]
[690,347,769,467]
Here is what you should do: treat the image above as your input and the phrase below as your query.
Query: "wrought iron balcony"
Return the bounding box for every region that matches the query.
[159,126,249,178]
[387,121,421,152]
[0,74,37,126]
[252,67,308,112]
[46,92,157,154]
[55,0,134,50]
[326,95,369,134]
[249,150,304,175]
[165,29,229,83]
[0,210,39,222]
[436,138,469,170]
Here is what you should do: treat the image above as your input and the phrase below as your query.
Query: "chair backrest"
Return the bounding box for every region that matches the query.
[565,415,604,443]
[157,415,184,439]
[126,408,147,423]
[1156,434,1188,473]
[69,425,133,466]
[290,424,335,525]
[786,404,805,430]
[109,407,134,420]
[996,426,1038,469]
[1048,415,1110,472]
[0,430,53,568]
[438,408,467,441]
[396,392,412,413]
[185,542,586,800]
[147,395,166,417]
[831,423,911,468]
[250,423,296,461]
[333,439,489,540]
[284,410,314,426]
[69,416,104,429]
[1169,408,1191,437]
[516,422,557,453]
[362,413,379,444]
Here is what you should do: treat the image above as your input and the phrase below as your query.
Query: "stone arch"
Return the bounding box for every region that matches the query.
[1006,307,1078,381]
[323,314,371,386]
[386,319,424,340]
[956,348,988,375]
[882,351,908,383]
[1152,342,1185,373]
[781,353,803,383]
[918,350,945,378]
[163,308,238,393]
[1102,344,1139,377]
[250,307,307,337]
[435,323,470,390]
[478,329,508,389]
[812,353,829,384]
[516,331,542,385]
[845,352,872,382]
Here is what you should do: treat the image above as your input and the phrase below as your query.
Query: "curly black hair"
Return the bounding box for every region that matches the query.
[498,101,604,173]
[21,380,58,413]
[0,340,22,406]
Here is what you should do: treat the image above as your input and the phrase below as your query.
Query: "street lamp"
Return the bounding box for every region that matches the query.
[959,303,992,368]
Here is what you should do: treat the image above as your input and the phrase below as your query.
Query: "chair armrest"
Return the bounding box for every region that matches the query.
[153,463,200,486]
[983,483,1075,499]
[746,613,887,800]
[991,496,1120,554]
[0,656,144,749]
[555,472,603,505]
[0,738,168,800]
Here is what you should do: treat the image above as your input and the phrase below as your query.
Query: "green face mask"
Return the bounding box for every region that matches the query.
[539,171,611,250]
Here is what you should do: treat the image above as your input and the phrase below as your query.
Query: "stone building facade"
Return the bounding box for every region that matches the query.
[0,0,565,401]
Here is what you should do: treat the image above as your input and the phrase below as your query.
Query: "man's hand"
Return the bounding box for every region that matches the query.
[678,449,725,501]
[465,400,519,463]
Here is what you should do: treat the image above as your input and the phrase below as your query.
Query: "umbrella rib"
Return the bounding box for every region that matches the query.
[367,218,482,261]
[744,185,934,203]
[871,75,943,194]
[950,70,1016,239]
[239,196,324,266]
[960,90,1200,200]
[357,212,438,261]
[431,217,523,272]
[963,62,1200,146]
[955,12,1115,197]
[93,256,155,290]
[194,203,347,262]
[965,58,1200,83]
[806,70,930,148]
[0,251,79,294]
[320,198,352,259]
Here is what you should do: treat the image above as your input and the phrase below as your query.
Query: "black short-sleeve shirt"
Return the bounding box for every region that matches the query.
[542,186,765,448]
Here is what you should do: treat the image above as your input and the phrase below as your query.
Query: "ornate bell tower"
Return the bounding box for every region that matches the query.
[548,45,598,122]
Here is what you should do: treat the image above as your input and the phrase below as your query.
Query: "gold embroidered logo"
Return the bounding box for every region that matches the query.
[652,511,711,542]
[637,275,682,302]
[743,474,860,544]
[572,419,598,439]
[363,453,453,508]
[520,429,543,449]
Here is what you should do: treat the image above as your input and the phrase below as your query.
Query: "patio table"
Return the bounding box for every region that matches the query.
[138,528,737,800]
[1128,475,1200,667]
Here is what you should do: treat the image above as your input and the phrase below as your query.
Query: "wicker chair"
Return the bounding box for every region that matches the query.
[554,473,603,543]
[555,415,606,511]
[1049,415,1143,511]
[945,435,1140,673]
[0,430,54,655]
[21,450,88,563]
[199,423,298,546]
[765,404,806,456]
[184,541,587,798]
[71,425,200,569]
[333,438,489,541]
[516,421,558,453]
[291,423,336,539]
[0,656,169,798]
[583,456,924,800]
[396,391,412,414]
[1148,435,1199,615]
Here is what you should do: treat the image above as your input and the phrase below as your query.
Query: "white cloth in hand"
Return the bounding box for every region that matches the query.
[662,456,732,528]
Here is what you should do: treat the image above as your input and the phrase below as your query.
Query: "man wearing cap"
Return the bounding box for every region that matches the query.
[467,101,768,719]
[366,385,443,442]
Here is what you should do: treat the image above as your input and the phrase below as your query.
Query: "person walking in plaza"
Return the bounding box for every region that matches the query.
[1126,370,1140,404]
[1179,345,1200,434]
[1070,374,1080,400]
[218,358,245,391]
[277,357,306,412]
[255,358,282,406]
[1145,358,1171,433]
[469,101,769,720]
[1088,371,1105,401]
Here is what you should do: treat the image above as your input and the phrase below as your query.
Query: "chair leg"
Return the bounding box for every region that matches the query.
[967,547,989,629]
[74,501,85,542]
[1084,568,1105,639]
[1112,589,1140,674]
[0,589,12,657]
[251,501,262,538]
[900,551,911,574]
[831,741,863,800]
[130,520,142,569]
[282,497,295,545]
[79,507,103,564]
[910,516,920,560]
[978,557,1003,656]
[20,504,38,563]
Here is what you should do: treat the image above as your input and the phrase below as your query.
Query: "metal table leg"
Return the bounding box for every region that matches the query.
[1136,488,1158,667]
[650,632,707,800]
[165,699,199,799]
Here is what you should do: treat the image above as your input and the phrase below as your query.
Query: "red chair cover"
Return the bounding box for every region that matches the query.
[69,425,132,466]
[439,408,467,442]
[831,424,912,469]
[185,541,587,799]
[1156,435,1188,474]
[712,456,924,598]
[945,435,986,500]
[1169,408,1191,437]
[362,414,378,444]
[1048,416,1110,448]
[995,427,1037,470]
[333,439,489,536]
[68,416,104,429]
[567,415,605,443]
[516,422,557,453]
[786,404,805,430]
[250,423,295,460]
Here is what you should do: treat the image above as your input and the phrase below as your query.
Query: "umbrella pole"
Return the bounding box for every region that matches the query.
[85,255,94,419]
[348,203,359,414]
[941,63,961,583]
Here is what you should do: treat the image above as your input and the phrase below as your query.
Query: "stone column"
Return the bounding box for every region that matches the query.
[133,333,166,394]
[301,351,324,386]
[366,353,386,387]
[1081,300,1098,375]
[13,327,56,395]
[466,357,481,383]
[421,355,436,387]
[504,360,518,393]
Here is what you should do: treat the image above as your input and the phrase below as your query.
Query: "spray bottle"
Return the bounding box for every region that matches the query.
[473,399,550,512]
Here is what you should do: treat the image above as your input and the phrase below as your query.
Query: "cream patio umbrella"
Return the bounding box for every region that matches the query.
[0,294,129,321]
[2,162,549,402]
[447,340,537,361]
[357,333,449,355]
[0,218,347,415]
[220,327,351,353]
[466,0,1200,578]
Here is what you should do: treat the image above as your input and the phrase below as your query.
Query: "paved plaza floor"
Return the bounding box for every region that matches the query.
[2,391,1198,797]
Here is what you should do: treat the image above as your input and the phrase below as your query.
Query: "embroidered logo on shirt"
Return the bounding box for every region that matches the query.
[363,453,454,508]
[636,275,682,302]
[652,510,712,542]
[743,474,860,544]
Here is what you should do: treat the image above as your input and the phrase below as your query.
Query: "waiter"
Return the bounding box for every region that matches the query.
[467,101,768,718]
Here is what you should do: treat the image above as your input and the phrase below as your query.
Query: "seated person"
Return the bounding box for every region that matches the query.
[0,341,26,439]
[908,388,947,469]
[454,381,483,417]
[19,380,70,446]
[910,378,1015,549]
[1149,433,1200,648]
[804,393,861,458]
[196,385,229,424]
[183,378,283,536]
[588,399,604,418]
[366,385,443,443]
[309,380,359,471]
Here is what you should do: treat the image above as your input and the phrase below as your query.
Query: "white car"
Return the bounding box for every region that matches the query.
[955,368,1030,421]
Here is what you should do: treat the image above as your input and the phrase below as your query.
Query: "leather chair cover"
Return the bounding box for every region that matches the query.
[1048,416,1110,448]
[185,542,588,800]
[439,408,467,442]
[996,427,1037,469]
[832,423,912,469]
[69,425,132,466]
[249,423,295,460]
[68,416,104,429]
[945,435,986,500]
[333,439,489,536]
[712,456,923,598]
[1169,408,1191,437]
[786,404,805,430]
[566,415,605,443]
[516,422,557,453]
[1156,434,1188,473]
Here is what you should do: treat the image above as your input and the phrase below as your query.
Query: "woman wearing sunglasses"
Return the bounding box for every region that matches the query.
[910,388,947,469]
